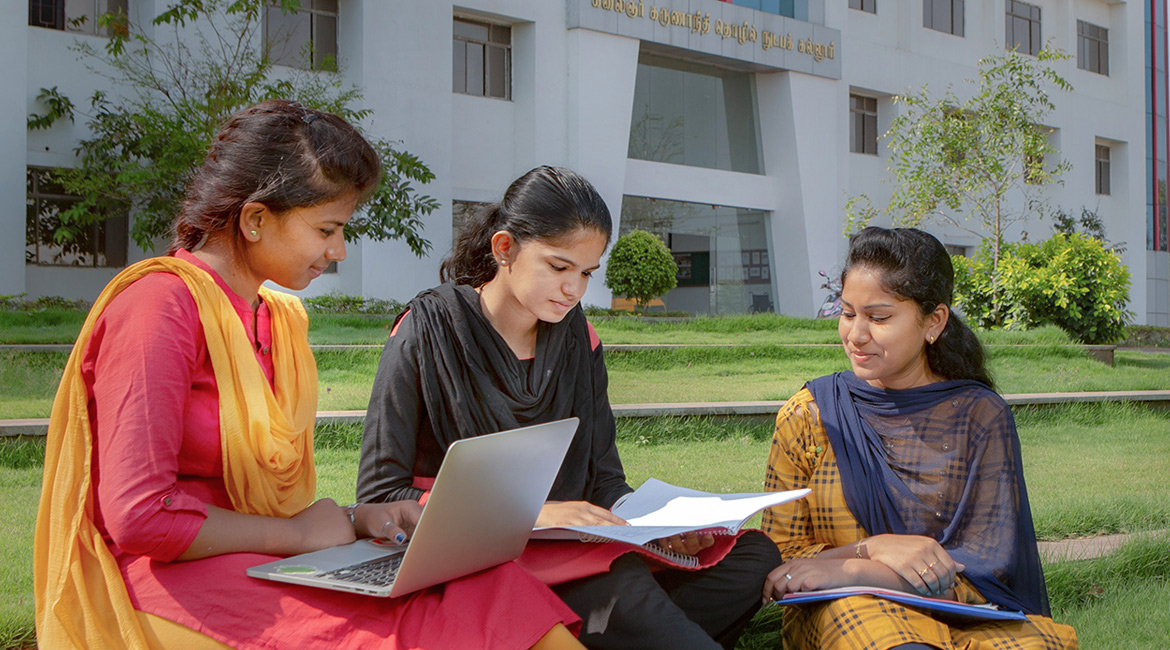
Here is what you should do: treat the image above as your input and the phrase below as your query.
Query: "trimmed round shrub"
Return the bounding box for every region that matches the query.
[605,230,678,314]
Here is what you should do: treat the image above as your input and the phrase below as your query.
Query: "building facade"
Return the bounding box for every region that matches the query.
[9,0,1170,325]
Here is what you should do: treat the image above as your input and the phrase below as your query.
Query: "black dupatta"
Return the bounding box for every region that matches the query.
[807,371,1049,616]
[397,283,605,500]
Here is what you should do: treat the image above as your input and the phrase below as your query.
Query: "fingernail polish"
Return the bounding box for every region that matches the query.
[394,532,406,544]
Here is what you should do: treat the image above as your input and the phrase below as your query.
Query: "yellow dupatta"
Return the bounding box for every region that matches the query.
[34,256,318,649]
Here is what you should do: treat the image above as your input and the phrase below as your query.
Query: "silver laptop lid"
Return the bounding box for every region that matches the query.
[388,417,578,596]
[246,417,578,597]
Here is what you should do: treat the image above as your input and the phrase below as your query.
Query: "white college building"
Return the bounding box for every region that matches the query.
[7,0,1170,325]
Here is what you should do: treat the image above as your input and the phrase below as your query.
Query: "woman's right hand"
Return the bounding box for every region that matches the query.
[287,498,357,555]
[862,533,965,596]
[536,501,628,528]
[353,501,423,543]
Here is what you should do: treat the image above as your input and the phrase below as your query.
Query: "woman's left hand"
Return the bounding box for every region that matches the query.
[653,531,715,556]
[861,534,963,597]
[762,558,852,602]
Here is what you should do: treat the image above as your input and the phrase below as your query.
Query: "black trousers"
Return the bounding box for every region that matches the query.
[551,530,781,650]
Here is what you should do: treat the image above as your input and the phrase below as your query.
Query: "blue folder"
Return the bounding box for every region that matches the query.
[776,587,1029,623]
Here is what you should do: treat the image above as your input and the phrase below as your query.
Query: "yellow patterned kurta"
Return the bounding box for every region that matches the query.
[762,388,1077,650]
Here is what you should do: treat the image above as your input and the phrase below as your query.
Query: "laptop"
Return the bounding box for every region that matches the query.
[247,417,578,597]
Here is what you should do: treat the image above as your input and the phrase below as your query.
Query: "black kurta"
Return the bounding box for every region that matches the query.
[357,283,631,508]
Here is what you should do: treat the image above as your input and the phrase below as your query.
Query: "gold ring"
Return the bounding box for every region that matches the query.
[918,567,930,577]
[928,561,937,570]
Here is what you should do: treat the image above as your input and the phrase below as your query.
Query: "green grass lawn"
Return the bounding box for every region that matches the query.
[5,403,1168,649]
[4,345,1168,419]
[3,312,1169,649]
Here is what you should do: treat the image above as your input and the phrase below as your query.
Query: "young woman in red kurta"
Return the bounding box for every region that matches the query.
[35,100,582,650]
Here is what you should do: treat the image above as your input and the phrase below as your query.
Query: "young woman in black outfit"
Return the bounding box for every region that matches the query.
[357,165,780,649]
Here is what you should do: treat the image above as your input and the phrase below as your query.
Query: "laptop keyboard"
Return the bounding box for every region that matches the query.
[320,553,404,587]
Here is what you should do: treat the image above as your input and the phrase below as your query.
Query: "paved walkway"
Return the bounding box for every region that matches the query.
[1037,531,1164,563]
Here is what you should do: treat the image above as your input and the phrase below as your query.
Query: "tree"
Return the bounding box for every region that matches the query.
[605,230,678,314]
[1051,206,1126,254]
[26,0,437,254]
[847,46,1073,326]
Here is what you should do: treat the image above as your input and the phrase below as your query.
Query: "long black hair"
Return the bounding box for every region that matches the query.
[842,227,995,389]
[170,99,381,254]
[440,166,612,286]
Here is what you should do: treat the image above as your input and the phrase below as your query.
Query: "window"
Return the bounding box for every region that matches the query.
[452,200,491,237]
[1024,149,1044,184]
[1005,1,1041,56]
[850,94,878,155]
[29,0,127,35]
[453,17,511,100]
[1077,20,1109,75]
[628,52,763,174]
[924,0,964,37]
[26,168,128,267]
[1095,144,1111,196]
[621,197,772,315]
[265,0,338,71]
[849,0,876,13]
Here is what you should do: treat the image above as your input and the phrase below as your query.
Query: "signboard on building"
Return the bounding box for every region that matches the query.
[567,0,841,79]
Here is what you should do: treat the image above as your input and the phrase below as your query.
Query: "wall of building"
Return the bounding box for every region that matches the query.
[15,0,1168,325]
[1,5,29,298]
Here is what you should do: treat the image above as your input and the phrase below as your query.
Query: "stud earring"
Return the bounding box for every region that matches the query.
[250,229,258,238]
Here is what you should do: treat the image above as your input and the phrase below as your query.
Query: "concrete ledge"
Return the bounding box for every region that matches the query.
[0,419,57,437]
[6,390,1170,437]
[0,344,388,354]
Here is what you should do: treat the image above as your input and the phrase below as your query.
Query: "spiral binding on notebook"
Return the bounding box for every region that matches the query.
[575,528,737,568]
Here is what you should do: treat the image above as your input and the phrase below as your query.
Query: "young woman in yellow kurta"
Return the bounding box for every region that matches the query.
[761,227,1077,650]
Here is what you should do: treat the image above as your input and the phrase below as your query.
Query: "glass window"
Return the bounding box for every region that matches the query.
[265,0,339,71]
[849,0,876,14]
[628,52,763,174]
[452,200,491,237]
[1077,20,1109,76]
[29,0,128,36]
[924,0,964,37]
[620,197,772,315]
[1005,1,1041,56]
[26,167,128,268]
[1096,144,1111,196]
[850,94,878,155]
[453,17,511,100]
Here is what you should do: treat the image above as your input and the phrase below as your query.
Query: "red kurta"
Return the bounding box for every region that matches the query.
[82,250,578,649]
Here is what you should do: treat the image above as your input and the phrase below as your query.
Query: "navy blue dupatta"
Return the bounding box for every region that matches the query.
[807,372,1049,616]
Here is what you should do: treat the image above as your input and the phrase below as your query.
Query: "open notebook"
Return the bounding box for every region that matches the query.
[532,478,810,566]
